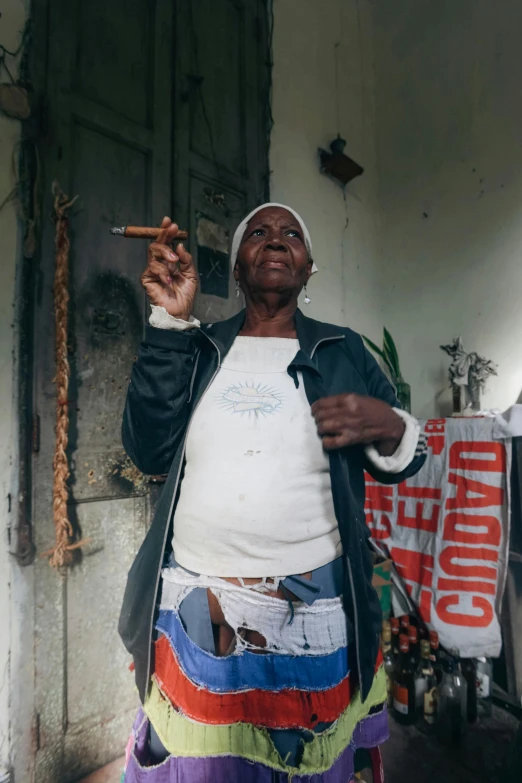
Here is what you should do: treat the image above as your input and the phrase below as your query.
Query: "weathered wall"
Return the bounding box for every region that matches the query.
[271,0,522,416]
[372,0,522,417]
[270,0,382,339]
[0,2,35,779]
[0,0,30,778]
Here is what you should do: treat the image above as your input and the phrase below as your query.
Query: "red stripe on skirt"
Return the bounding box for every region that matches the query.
[154,633,353,730]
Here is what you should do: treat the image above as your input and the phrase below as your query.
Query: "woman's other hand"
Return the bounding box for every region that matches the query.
[312,394,405,455]
[141,216,198,320]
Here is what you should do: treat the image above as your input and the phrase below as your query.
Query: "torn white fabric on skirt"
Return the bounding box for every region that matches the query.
[212,586,347,655]
[161,566,286,607]
[160,566,347,656]
[161,567,279,609]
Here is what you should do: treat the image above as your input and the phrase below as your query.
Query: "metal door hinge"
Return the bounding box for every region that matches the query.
[15,511,36,566]
[32,414,40,453]
[33,712,41,752]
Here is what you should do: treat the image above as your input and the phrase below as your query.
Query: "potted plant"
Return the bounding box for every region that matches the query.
[362,328,411,413]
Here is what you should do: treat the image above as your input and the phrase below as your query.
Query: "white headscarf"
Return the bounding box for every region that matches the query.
[230,202,318,274]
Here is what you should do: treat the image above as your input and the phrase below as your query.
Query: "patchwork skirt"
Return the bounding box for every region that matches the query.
[122,560,388,782]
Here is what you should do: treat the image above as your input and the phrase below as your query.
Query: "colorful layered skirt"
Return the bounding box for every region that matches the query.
[123,563,388,782]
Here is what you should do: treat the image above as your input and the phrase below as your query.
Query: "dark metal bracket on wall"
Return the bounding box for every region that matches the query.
[15,253,38,566]
[318,136,364,187]
[13,22,39,566]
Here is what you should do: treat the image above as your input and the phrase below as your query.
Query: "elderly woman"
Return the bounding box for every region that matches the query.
[119,204,426,781]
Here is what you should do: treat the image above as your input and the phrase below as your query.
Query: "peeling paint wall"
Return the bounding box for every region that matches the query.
[270,0,382,339]
[0,0,32,778]
[372,0,522,417]
[272,0,522,417]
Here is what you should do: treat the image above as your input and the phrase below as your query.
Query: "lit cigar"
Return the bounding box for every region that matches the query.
[110,225,188,240]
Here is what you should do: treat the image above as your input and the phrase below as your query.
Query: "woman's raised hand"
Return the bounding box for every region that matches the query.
[141,216,198,320]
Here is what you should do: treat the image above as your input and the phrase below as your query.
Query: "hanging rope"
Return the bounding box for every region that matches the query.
[45,181,82,567]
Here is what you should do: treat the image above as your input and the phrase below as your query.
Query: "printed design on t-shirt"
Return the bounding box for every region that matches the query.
[218,381,283,416]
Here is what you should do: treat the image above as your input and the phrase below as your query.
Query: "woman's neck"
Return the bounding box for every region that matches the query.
[240,296,298,337]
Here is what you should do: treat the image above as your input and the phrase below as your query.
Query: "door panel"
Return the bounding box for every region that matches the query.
[189,173,247,322]
[29,0,269,779]
[174,0,270,323]
[67,121,150,502]
[189,0,247,177]
[32,0,172,780]
[75,0,155,128]
[65,499,147,726]
[62,498,148,780]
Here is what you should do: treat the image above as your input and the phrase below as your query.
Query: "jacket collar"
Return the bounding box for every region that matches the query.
[199,308,344,360]
[198,309,246,360]
[294,309,344,358]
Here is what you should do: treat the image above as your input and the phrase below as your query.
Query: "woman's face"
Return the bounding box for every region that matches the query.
[235,206,312,298]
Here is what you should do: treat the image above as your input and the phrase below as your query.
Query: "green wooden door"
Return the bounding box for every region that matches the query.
[25,1,269,781]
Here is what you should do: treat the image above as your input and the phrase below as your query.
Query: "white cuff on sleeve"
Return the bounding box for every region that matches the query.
[149,305,201,331]
[364,408,422,474]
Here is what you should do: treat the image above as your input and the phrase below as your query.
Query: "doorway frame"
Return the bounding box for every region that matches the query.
[10,1,272,780]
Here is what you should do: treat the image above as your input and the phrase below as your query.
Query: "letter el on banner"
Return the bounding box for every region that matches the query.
[365,418,511,658]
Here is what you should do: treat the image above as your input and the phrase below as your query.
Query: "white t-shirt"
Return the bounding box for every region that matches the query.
[172,336,342,577]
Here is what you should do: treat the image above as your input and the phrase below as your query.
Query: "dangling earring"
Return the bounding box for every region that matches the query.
[235,280,241,299]
[304,285,311,305]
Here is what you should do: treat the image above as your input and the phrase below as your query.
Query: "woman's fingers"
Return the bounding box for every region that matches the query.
[156,216,172,246]
[315,418,342,436]
[144,259,176,287]
[175,242,196,275]
[311,395,355,417]
[156,220,179,248]
[142,217,197,316]
[149,242,179,264]
[322,434,349,451]
[165,222,180,244]
[151,218,182,273]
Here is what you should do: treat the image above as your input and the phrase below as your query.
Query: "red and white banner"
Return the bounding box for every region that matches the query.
[366,417,511,658]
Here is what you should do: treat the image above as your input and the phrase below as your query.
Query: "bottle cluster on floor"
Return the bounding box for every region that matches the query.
[382,615,493,745]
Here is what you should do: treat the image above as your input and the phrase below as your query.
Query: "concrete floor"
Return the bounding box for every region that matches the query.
[77,757,124,783]
[382,705,519,783]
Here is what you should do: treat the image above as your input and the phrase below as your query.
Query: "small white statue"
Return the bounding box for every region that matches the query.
[440,337,497,412]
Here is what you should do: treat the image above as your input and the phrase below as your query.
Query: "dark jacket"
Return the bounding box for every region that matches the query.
[119,309,426,702]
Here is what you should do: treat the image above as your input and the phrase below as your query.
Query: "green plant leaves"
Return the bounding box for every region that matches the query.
[363,334,396,380]
[362,336,385,359]
[383,327,402,380]
[363,329,404,383]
